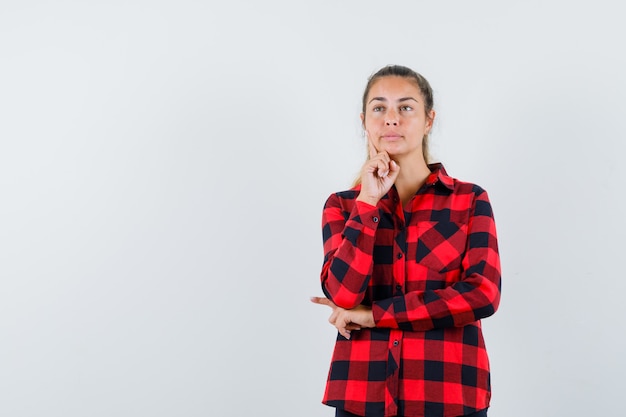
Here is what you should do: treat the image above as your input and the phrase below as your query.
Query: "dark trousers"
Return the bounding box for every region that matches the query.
[335,408,488,417]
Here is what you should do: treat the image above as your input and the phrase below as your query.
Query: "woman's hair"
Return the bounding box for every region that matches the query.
[361,65,435,164]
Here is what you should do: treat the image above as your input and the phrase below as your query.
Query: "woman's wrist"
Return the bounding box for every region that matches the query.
[356,194,379,206]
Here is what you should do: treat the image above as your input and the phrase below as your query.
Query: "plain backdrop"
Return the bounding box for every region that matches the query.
[1,1,624,416]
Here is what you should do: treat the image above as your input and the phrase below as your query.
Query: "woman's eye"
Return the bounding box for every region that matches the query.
[400,105,413,111]
[372,106,384,112]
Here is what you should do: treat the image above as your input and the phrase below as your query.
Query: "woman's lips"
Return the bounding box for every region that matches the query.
[381,133,402,140]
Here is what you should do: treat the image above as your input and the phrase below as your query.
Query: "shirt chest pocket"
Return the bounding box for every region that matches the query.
[414,221,468,273]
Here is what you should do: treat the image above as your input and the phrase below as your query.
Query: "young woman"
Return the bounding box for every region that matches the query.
[311,65,501,417]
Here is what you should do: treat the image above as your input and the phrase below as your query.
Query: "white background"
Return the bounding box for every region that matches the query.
[1,1,624,416]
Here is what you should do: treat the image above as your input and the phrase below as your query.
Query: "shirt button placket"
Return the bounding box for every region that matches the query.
[387,330,402,416]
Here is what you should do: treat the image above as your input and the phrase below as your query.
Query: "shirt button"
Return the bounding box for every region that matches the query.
[397,253,403,259]
[393,340,399,346]
[372,216,379,223]
[396,284,402,290]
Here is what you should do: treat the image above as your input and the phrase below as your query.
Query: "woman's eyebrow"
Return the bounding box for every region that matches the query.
[368,96,419,104]
[368,97,387,104]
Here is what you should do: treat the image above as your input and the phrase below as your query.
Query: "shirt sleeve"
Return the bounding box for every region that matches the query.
[320,194,381,309]
[372,189,501,331]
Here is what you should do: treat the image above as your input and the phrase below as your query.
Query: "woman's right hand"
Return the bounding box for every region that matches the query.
[310,296,375,340]
[357,137,400,206]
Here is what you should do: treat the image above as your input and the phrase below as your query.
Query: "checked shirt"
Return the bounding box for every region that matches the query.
[320,164,501,417]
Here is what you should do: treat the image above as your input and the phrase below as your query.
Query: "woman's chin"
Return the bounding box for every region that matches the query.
[379,142,402,153]
[381,145,423,161]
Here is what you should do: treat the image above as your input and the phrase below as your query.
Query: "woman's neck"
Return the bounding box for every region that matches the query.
[394,156,432,206]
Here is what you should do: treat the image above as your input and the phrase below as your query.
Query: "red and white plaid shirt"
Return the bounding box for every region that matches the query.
[320,164,501,417]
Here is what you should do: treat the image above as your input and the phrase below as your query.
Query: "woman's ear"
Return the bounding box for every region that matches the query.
[425,110,436,133]
[360,112,365,127]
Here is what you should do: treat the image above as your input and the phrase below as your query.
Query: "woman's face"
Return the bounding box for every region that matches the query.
[361,76,434,159]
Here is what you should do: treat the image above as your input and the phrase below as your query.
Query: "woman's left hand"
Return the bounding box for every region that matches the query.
[310,297,375,339]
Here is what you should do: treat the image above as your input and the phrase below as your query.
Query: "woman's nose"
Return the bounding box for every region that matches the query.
[385,110,398,125]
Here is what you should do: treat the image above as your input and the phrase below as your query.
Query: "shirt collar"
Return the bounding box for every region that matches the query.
[353,162,455,197]
[426,163,455,191]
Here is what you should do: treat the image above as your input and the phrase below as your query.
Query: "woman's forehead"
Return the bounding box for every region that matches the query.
[368,77,422,101]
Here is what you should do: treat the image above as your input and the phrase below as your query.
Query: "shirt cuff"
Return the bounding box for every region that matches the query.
[354,200,381,230]
[372,298,400,329]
